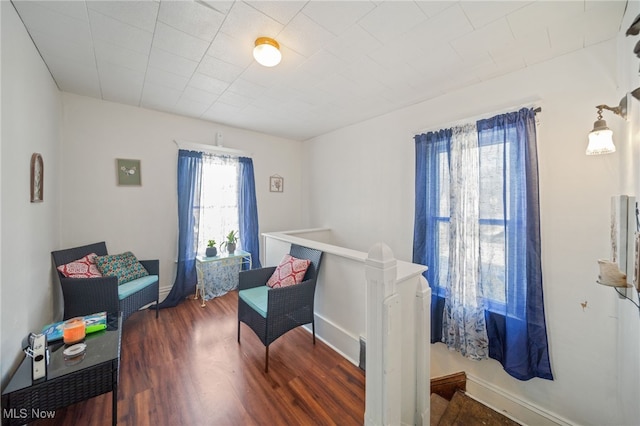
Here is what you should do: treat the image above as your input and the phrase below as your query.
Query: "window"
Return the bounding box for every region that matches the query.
[162,150,260,309]
[428,133,510,310]
[413,108,553,380]
[196,155,240,256]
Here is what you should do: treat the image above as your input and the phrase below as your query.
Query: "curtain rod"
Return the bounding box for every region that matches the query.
[412,104,542,137]
[173,139,252,157]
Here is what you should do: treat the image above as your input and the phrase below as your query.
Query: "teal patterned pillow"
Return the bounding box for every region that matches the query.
[94,251,149,285]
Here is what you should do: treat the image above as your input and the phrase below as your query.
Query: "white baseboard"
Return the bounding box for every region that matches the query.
[159,285,171,302]
[300,313,361,367]
[466,374,576,426]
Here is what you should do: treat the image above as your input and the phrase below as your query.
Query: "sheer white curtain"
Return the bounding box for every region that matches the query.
[442,124,489,360]
[197,154,239,255]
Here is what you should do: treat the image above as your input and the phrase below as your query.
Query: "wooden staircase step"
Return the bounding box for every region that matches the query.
[430,371,467,401]
[430,372,521,425]
[436,390,521,426]
[430,393,450,425]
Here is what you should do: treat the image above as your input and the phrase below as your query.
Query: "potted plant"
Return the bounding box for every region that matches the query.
[221,230,238,254]
[206,239,217,257]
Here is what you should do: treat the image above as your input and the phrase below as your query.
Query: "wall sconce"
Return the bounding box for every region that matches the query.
[586,95,629,155]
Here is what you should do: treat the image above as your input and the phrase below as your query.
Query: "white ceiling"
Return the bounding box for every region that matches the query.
[12,0,627,141]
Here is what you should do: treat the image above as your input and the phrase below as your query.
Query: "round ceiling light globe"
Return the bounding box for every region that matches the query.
[253,37,282,67]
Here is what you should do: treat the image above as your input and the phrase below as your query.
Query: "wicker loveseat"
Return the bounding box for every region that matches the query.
[52,241,159,322]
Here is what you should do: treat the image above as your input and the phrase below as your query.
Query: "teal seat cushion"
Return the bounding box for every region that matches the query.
[239,286,269,318]
[118,275,158,300]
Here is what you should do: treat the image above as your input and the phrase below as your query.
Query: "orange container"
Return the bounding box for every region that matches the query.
[63,317,86,344]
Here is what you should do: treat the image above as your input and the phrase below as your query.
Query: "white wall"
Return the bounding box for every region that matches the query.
[1,2,62,386]
[302,36,634,425]
[60,93,304,298]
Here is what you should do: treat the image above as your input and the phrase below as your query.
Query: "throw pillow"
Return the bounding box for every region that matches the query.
[57,253,103,278]
[266,254,311,288]
[94,251,149,285]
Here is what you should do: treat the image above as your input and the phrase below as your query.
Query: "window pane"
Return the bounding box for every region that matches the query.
[479,224,505,303]
[435,150,450,295]
[198,156,239,255]
[438,152,449,216]
[478,143,503,220]
[437,220,449,290]
[478,139,508,307]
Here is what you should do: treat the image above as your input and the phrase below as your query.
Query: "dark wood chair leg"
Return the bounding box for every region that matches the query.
[312,321,316,344]
[155,299,159,319]
[265,346,269,373]
[237,321,241,343]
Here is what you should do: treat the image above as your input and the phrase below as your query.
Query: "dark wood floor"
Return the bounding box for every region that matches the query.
[34,291,365,425]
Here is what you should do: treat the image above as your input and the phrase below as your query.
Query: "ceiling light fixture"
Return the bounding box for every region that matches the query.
[586,95,629,155]
[253,37,281,67]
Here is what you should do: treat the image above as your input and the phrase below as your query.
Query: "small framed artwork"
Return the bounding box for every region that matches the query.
[270,175,283,192]
[30,153,43,202]
[117,158,141,186]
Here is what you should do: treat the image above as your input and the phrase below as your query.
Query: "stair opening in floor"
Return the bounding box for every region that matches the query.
[430,372,521,425]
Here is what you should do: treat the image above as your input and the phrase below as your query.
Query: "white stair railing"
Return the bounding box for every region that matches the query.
[365,243,431,426]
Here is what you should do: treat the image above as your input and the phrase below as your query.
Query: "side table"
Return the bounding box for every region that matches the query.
[195,250,252,307]
[1,314,122,425]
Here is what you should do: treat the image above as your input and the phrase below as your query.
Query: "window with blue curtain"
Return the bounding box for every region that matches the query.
[196,154,261,269]
[413,108,553,381]
[158,150,261,309]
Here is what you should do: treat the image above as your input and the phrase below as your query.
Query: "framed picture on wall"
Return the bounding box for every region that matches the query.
[270,175,283,192]
[30,153,43,202]
[117,158,141,186]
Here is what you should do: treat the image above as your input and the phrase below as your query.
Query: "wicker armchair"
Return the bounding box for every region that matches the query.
[51,242,159,322]
[237,244,323,372]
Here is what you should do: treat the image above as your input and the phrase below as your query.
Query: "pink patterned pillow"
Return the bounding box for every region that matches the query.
[266,254,311,288]
[57,253,103,278]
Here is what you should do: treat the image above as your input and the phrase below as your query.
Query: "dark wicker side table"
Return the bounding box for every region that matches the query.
[1,314,121,426]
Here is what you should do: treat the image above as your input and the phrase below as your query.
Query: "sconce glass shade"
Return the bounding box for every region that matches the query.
[253,37,281,67]
[586,119,616,155]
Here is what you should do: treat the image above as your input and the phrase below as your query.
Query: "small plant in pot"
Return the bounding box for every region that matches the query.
[221,230,238,254]
[206,239,217,257]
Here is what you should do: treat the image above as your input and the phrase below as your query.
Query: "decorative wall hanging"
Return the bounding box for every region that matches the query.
[30,153,43,202]
[270,174,283,192]
[117,159,141,186]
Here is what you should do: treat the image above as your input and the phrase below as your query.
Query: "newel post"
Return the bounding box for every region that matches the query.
[365,243,400,426]
[415,274,431,425]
